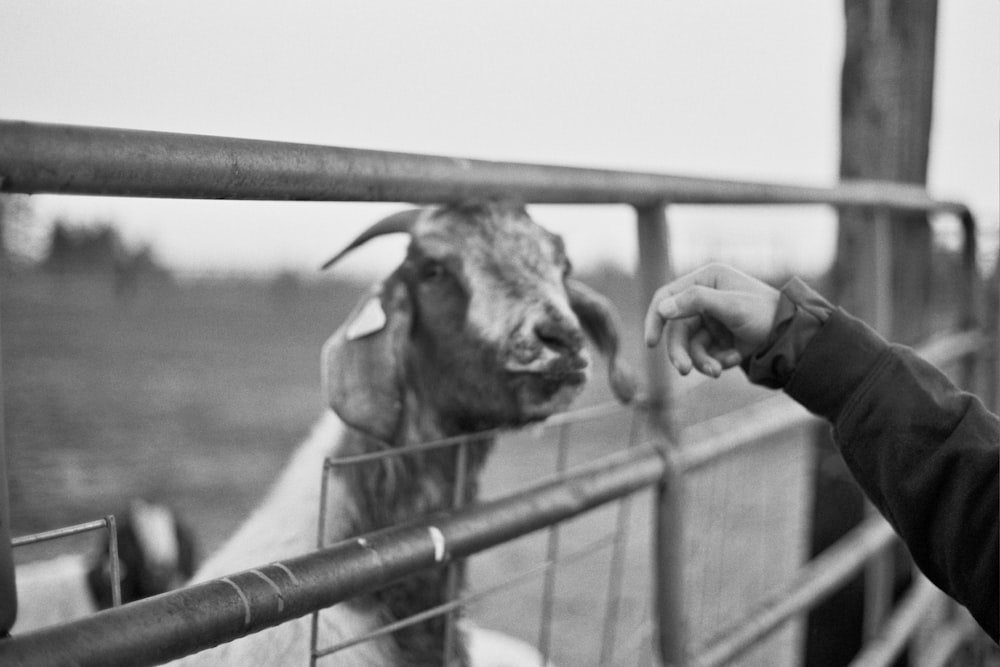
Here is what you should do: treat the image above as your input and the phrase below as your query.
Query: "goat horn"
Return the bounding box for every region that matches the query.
[320,207,428,270]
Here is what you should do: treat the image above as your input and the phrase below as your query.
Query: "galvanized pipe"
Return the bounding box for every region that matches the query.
[0,444,664,666]
[848,576,942,667]
[11,518,111,547]
[0,288,13,636]
[0,121,972,213]
[633,203,688,666]
[864,209,895,641]
[919,612,982,667]
[693,515,897,667]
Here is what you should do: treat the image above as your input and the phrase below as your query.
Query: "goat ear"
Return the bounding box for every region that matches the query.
[322,278,411,442]
[566,279,637,404]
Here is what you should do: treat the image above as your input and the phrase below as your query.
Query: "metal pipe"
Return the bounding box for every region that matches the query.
[0,444,665,666]
[848,576,942,667]
[633,203,687,666]
[10,518,111,547]
[694,515,897,667]
[864,210,895,641]
[918,612,982,667]
[105,515,121,608]
[0,121,971,213]
[316,532,616,659]
[442,439,469,667]
[599,411,643,665]
[958,211,982,391]
[537,423,571,664]
[0,278,14,636]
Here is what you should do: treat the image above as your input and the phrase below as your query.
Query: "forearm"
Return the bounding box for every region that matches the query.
[751,279,1000,640]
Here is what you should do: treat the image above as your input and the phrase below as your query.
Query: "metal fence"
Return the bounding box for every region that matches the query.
[0,120,994,665]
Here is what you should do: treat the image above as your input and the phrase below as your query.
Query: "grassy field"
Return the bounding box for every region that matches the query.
[1,269,812,665]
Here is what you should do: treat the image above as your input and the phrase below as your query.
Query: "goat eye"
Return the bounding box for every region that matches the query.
[420,261,447,282]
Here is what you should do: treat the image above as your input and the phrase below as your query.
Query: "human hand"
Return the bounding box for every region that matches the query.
[644,263,781,378]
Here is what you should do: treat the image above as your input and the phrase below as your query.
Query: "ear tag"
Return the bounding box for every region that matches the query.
[346,297,388,341]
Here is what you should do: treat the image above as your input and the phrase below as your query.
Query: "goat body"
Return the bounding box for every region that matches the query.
[171,202,634,666]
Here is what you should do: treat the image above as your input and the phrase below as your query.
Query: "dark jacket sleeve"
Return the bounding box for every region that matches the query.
[779,299,1000,641]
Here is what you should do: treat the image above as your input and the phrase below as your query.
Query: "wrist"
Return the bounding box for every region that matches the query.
[741,277,833,388]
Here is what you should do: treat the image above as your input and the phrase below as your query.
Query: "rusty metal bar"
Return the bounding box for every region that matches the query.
[693,515,897,667]
[0,443,665,666]
[848,576,942,667]
[0,121,972,213]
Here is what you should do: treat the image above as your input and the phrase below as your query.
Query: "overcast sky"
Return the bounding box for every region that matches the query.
[2,1,997,277]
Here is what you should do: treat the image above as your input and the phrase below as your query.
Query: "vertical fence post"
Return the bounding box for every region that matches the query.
[0,277,16,636]
[863,208,895,642]
[635,203,685,665]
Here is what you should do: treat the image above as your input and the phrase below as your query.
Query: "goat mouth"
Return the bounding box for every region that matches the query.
[507,367,587,391]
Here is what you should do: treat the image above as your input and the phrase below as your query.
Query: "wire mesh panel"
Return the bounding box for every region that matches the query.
[681,410,815,665]
[11,516,122,615]
[0,121,994,665]
[308,402,657,666]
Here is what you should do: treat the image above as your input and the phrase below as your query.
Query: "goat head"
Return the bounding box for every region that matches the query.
[322,202,636,443]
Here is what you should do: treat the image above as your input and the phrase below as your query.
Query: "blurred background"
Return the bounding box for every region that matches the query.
[1,2,997,664]
[1,2,996,279]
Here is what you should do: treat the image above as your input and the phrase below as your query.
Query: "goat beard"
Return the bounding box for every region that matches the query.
[503,369,587,424]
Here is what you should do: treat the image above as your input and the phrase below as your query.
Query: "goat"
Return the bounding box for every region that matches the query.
[171,201,636,666]
[13,498,197,633]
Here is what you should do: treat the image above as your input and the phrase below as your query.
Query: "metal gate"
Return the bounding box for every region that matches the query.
[0,121,994,665]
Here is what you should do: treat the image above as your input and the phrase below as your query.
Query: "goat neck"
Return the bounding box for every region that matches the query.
[332,392,492,666]
[336,387,494,538]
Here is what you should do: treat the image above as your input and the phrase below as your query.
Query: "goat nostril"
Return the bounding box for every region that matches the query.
[534,321,583,355]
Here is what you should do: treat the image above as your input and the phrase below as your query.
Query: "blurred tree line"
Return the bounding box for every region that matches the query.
[0,194,171,299]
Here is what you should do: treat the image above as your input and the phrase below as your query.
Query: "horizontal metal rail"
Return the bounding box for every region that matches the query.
[316,532,617,659]
[324,400,627,468]
[12,518,111,548]
[692,515,897,667]
[920,611,983,667]
[0,121,971,214]
[12,516,122,608]
[0,443,665,667]
[848,576,942,667]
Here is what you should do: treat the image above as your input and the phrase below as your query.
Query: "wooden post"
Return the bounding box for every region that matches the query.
[835,0,940,343]
[635,203,685,664]
[829,0,940,651]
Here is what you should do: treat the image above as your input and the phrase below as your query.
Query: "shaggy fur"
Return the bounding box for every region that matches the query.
[170,202,633,666]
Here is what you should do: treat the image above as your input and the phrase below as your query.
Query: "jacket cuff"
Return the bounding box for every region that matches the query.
[743,277,834,389]
[784,308,889,422]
